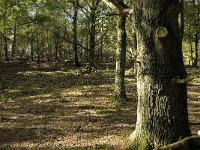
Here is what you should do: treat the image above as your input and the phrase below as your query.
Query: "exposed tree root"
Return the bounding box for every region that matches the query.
[154,136,200,150]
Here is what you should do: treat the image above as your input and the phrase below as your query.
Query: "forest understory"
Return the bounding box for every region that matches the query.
[0,63,199,150]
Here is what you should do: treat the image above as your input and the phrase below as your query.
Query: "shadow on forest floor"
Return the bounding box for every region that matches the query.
[0,63,199,149]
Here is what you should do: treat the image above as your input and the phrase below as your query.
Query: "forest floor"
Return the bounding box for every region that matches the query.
[0,62,199,150]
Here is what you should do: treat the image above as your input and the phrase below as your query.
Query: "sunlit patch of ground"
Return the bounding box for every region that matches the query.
[0,63,199,149]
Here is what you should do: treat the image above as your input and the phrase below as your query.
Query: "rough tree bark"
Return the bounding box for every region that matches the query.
[114,13,127,102]
[102,0,192,149]
[129,0,191,149]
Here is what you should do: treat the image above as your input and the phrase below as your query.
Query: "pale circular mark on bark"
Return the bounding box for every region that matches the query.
[156,27,168,38]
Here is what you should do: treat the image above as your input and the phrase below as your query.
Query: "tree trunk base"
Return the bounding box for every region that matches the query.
[125,131,198,150]
[126,131,152,150]
[74,61,81,67]
[114,93,127,103]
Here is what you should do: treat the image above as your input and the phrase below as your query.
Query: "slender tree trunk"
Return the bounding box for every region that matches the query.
[36,34,41,67]
[31,43,34,62]
[55,40,59,61]
[89,8,96,69]
[46,29,51,62]
[72,0,80,67]
[114,14,127,102]
[68,45,71,61]
[3,31,8,62]
[3,13,9,61]
[194,33,198,67]
[100,21,104,62]
[11,22,17,60]
[129,1,191,149]
[100,36,103,62]
[189,37,193,66]
[88,0,100,70]
[30,31,34,62]
[86,25,89,63]
[0,35,3,62]
[80,38,83,62]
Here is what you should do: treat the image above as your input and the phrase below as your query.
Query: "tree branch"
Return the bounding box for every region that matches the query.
[101,0,131,15]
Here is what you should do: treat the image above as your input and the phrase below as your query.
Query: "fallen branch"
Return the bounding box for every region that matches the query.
[154,136,200,150]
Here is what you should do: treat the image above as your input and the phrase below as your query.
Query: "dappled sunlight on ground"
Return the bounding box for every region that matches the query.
[0,63,136,149]
[0,64,199,149]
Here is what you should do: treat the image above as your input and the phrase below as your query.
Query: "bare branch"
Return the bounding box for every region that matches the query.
[102,0,117,9]
[101,0,131,15]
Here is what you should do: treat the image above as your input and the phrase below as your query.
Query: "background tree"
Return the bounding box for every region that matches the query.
[114,4,127,102]
[87,0,101,69]
[184,0,200,67]
[72,0,80,67]
[0,0,118,66]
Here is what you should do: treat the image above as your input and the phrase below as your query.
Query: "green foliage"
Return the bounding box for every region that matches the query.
[184,1,200,39]
[0,0,117,63]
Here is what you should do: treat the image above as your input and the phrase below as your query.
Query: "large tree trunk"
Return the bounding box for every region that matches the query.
[129,0,191,149]
[114,14,127,102]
